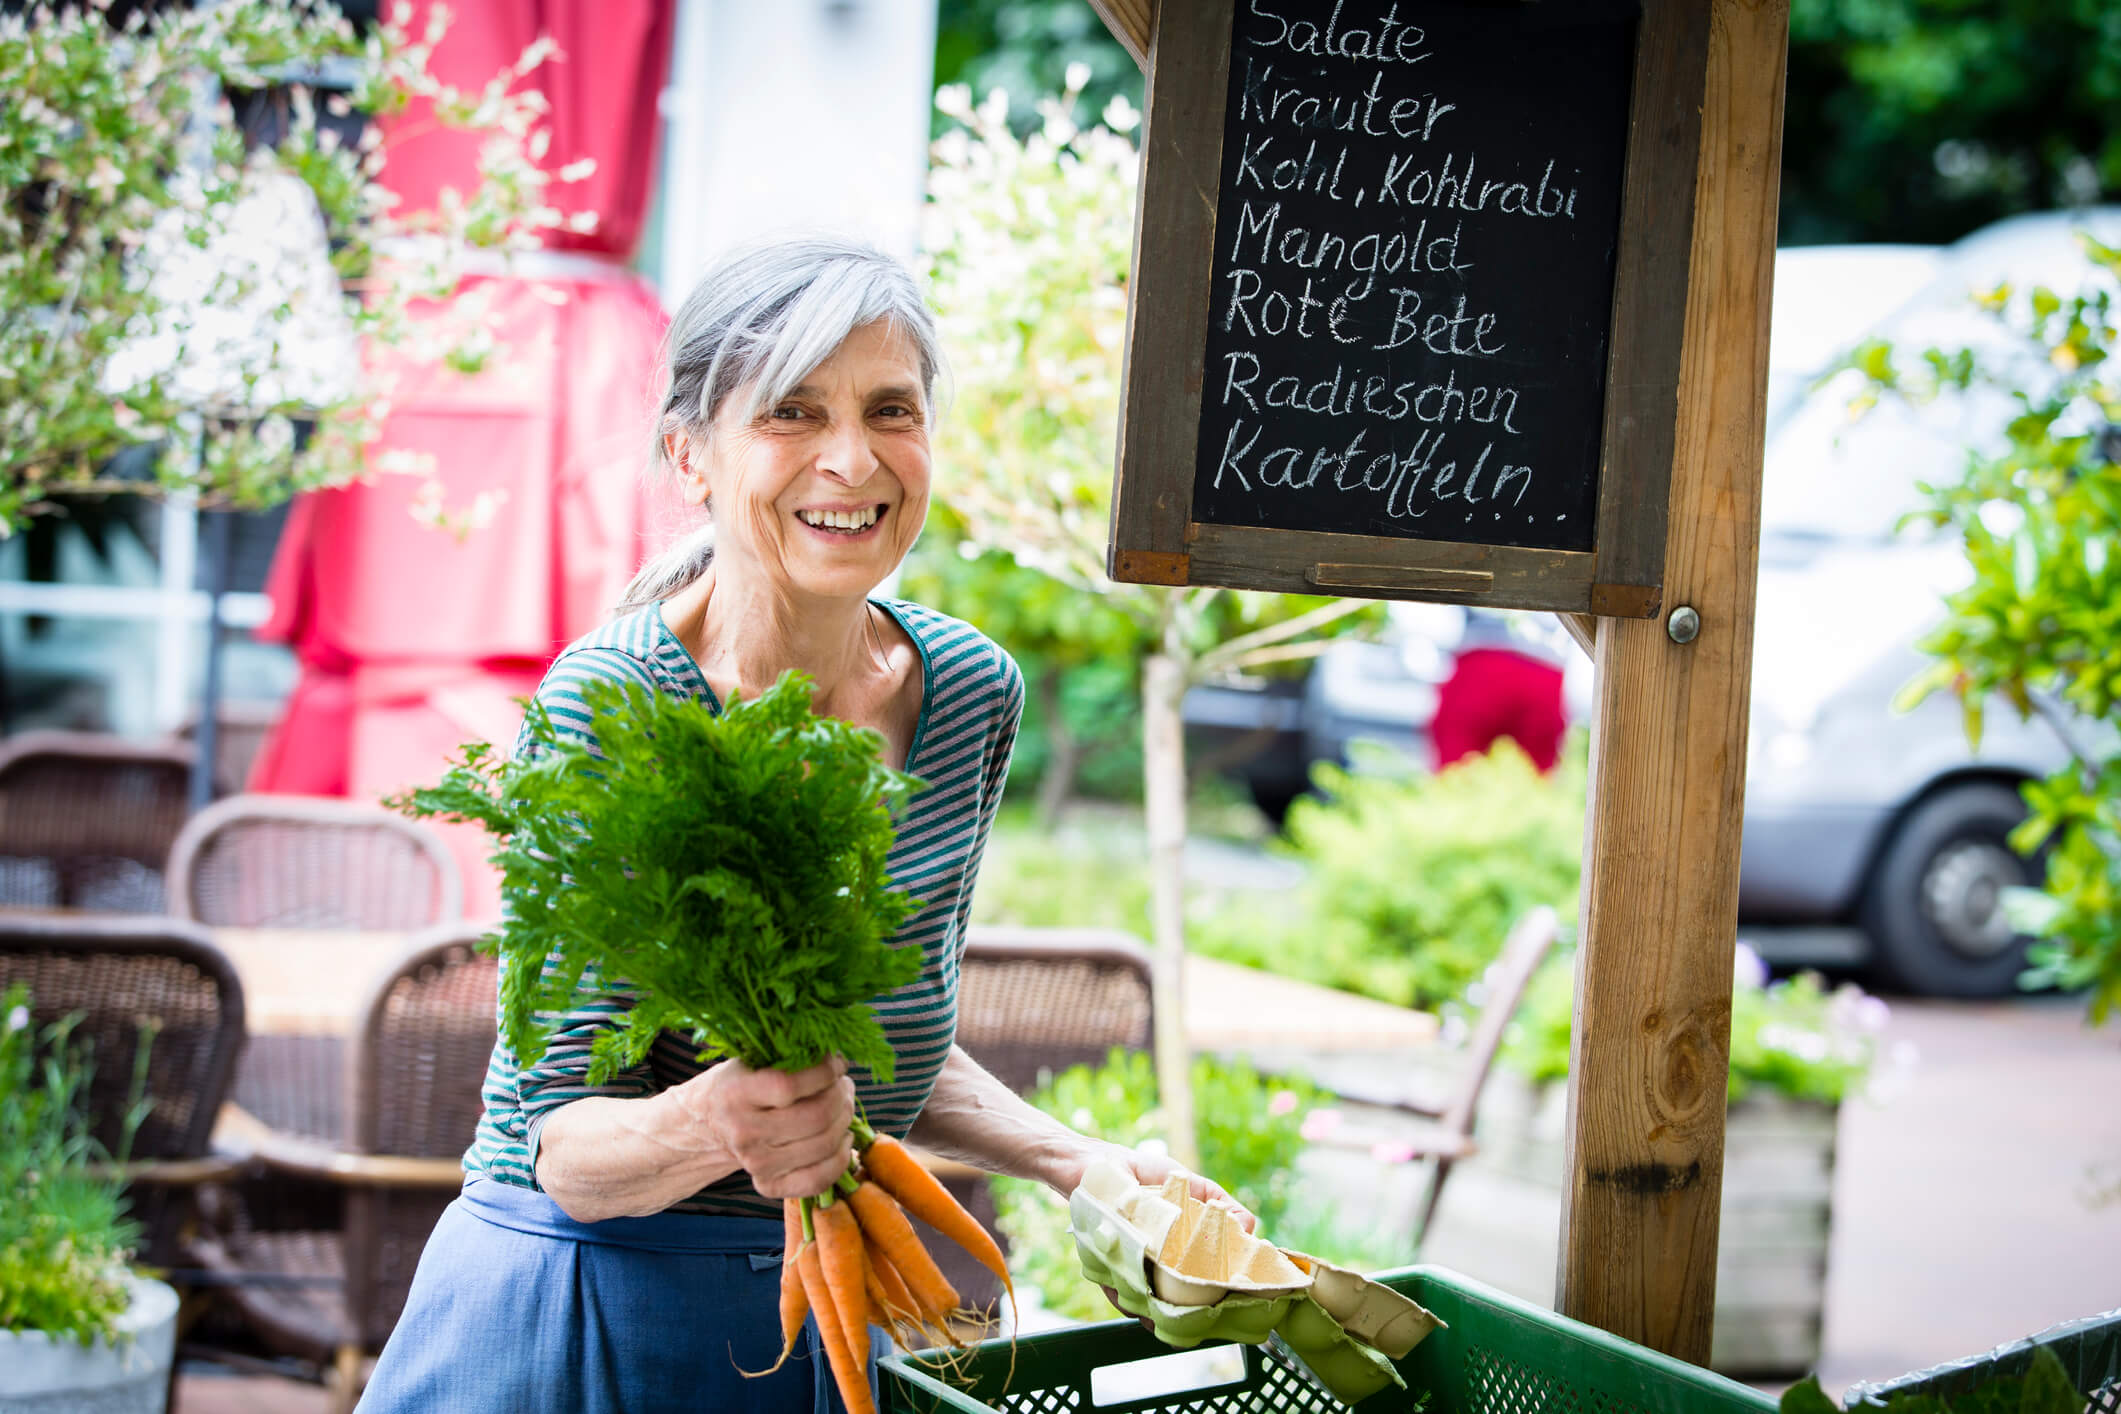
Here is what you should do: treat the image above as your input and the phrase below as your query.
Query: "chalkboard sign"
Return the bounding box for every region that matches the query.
[1110,0,1712,617]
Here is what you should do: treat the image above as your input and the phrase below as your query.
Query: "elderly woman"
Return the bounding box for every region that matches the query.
[357,239,1229,1413]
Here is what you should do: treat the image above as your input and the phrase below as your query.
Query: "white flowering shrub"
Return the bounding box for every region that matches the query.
[0,0,589,532]
[918,76,1382,680]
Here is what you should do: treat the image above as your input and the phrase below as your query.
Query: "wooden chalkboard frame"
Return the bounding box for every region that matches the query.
[1108,0,1712,619]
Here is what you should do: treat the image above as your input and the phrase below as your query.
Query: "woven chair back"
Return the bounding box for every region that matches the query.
[0,731,195,911]
[956,926,1156,1091]
[931,927,1156,1309]
[167,794,464,931]
[344,926,496,1350]
[0,912,246,1262]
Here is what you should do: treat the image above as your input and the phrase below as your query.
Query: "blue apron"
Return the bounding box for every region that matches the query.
[357,1178,874,1413]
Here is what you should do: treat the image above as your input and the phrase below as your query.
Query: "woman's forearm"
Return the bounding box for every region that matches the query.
[906,1046,1103,1197]
[534,1091,743,1223]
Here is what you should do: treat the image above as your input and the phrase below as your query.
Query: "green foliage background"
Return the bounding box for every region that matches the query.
[1193,744,1586,1011]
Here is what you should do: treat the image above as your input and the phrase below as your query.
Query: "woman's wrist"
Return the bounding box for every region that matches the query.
[1032,1132,1117,1200]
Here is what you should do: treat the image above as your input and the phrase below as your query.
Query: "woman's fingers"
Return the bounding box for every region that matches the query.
[1122,1149,1258,1233]
[664,1056,858,1196]
[753,1143,858,1200]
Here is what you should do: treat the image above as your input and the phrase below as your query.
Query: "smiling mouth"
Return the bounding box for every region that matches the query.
[796,505,884,535]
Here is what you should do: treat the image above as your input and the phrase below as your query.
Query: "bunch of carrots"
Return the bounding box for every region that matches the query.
[764,1118,1014,1414]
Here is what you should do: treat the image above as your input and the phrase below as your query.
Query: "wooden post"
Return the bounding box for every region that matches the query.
[1555,0,1788,1362]
[1142,650,1200,1170]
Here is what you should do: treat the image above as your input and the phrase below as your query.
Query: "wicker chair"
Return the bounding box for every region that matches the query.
[0,912,247,1266]
[931,926,1157,1308]
[166,793,464,932]
[171,702,282,799]
[196,925,492,1412]
[0,731,196,912]
[168,793,465,1251]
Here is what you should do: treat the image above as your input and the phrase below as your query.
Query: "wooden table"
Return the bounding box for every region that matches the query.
[210,928,419,1144]
[208,928,421,1037]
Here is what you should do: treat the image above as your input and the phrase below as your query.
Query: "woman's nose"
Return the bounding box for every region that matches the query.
[817,420,880,486]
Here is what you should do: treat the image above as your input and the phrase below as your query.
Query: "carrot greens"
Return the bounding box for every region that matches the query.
[396,672,924,1085]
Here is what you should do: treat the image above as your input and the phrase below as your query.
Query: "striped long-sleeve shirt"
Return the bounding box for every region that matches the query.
[464,599,1024,1218]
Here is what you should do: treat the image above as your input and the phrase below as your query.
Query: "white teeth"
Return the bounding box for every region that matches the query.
[800,506,880,531]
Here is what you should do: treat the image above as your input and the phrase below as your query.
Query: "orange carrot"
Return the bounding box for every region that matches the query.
[797,1240,874,1414]
[844,1180,960,1324]
[813,1197,871,1373]
[865,1243,922,1328]
[860,1131,1014,1305]
[862,1254,897,1329]
[777,1201,808,1359]
[738,1200,811,1378]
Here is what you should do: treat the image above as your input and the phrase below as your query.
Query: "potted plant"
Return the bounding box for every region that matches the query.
[0,983,177,1414]
[1416,941,1908,1377]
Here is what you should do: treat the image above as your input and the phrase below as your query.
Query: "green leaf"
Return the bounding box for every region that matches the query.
[1779,1377,1840,1414]
[2013,528,2042,600]
[1893,659,1958,714]
[2000,885,2065,937]
[2018,1346,2083,1414]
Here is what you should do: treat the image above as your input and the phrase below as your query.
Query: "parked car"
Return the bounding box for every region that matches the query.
[1186,212,2121,996]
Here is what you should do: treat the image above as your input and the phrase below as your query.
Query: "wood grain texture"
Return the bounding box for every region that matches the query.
[1107,0,1232,578]
[1306,564,1494,595]
[1086,0,1153,68]
[1554,0,1788,1362]
[1186,522,1597,610]
[1591,0,1713,599]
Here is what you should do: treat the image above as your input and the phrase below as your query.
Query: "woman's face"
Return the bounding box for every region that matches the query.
[684,319,932,603]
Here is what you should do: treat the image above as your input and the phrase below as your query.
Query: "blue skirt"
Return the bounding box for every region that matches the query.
[356,1178,872,1413]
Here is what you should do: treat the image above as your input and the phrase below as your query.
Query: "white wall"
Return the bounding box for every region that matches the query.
[657,0,939,303]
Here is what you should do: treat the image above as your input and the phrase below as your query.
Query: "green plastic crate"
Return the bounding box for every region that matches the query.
[1843,1308,2120,1414]
[881,1264,1779,1414]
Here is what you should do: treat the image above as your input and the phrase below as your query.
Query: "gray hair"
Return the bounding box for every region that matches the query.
[616,236,946,612]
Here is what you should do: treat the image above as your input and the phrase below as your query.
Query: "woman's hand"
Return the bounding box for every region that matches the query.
[1049,1139,1258,1234]
[1075,1142,1260,1327]
[663,1054,856,1200]
[1111,1146,1258,1234]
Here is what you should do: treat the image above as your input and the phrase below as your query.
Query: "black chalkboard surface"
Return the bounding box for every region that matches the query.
[1190,0,1638,556]
[1110,0,1707,614]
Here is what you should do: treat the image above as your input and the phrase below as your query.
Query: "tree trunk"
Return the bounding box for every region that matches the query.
[1142,650,1199,1170]
[1033,668,1082,831]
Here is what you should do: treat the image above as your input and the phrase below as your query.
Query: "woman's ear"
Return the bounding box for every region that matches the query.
[666,428,711,507]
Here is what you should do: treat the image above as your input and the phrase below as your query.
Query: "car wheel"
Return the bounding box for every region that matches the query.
[1859,783,2039,997]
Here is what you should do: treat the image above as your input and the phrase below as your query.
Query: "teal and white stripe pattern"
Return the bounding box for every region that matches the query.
[465,599,1023,1218]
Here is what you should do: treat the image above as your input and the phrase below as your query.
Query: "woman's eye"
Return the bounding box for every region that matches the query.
[770,404,807,421]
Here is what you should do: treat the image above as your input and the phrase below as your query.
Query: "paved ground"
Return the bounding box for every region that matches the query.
[170,992,2120,1411]
[1815,995,2121,1394]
